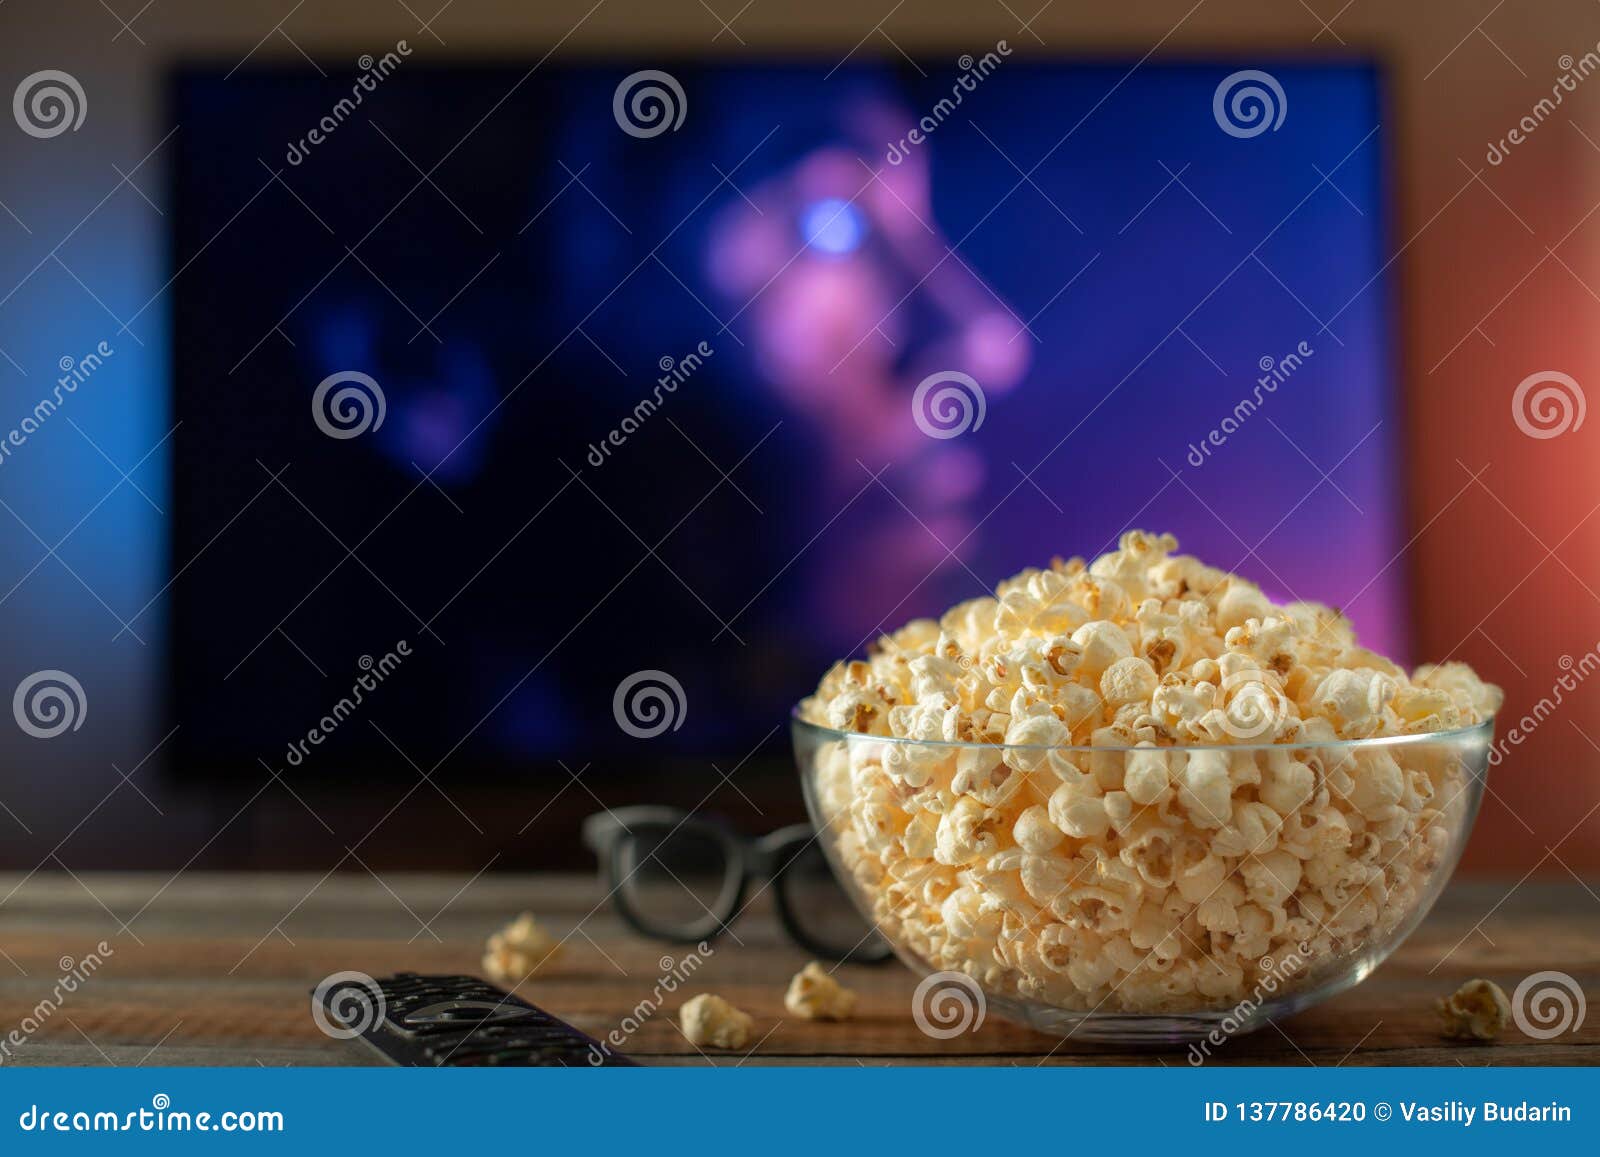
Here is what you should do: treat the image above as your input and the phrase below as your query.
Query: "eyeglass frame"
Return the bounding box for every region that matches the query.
[580,806,893,964]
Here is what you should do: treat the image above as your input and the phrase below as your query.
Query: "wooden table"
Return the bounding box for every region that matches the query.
[1,873,1594,1065]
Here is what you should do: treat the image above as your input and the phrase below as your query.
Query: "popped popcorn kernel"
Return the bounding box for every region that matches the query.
[1436,979,1512,1041]
[783,961,858,1020]
[481,912,561,984]
[679,993,755,1049]
[799,532,1501,1017]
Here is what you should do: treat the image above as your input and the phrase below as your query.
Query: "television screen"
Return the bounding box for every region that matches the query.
[169,58,1401,787]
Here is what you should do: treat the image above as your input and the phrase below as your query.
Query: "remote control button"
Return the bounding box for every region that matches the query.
[402,1000,540,1031]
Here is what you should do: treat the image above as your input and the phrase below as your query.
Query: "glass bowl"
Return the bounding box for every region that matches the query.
[792,711,1492,1044]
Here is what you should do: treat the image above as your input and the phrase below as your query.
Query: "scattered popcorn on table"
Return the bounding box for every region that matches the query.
[800,532,1503,1015]
[1436,979,1511,1040]
[482,912,561,984]
[679,993,754,1049]
[784,961,858,1020]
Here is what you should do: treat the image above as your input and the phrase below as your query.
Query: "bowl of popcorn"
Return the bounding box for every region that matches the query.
[794,531,1500,1043]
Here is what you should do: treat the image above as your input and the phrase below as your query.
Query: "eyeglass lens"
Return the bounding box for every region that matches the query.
[779,841,886,958]
[617,824,738,937]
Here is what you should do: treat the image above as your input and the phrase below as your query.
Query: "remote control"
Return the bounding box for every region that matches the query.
[315,972,638,1067]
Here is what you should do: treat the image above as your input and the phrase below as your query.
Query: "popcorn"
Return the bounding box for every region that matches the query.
[1176,749,1234,828]
[1101,655,1160,707]
[783,962,858,1020]
[1013,805,1064,853]
[1048,780,1112,839]
[1310,668,1398,738]
[934,796,998,865]
[1074,620,1134,677]
[800,531,1502,1015]
[1123,748,1170,805]
[679,993,755,1049]
[481,912,561,984]
[1436,979,1511,1040]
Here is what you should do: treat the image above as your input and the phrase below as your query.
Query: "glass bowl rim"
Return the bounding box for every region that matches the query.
[790,704,1495,754]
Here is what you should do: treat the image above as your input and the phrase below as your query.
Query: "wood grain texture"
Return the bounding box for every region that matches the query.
[0,873,1595,1066]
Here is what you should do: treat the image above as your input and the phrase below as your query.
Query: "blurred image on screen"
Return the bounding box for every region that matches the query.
[169,59,1400,783]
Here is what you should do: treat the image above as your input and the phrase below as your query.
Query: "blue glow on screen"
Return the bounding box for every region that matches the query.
[802,198,867,254]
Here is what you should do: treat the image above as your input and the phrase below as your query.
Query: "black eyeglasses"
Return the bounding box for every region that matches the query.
[581,807,893,964]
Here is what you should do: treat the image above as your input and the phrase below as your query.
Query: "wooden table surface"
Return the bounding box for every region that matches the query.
[0,873,1595,1066]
